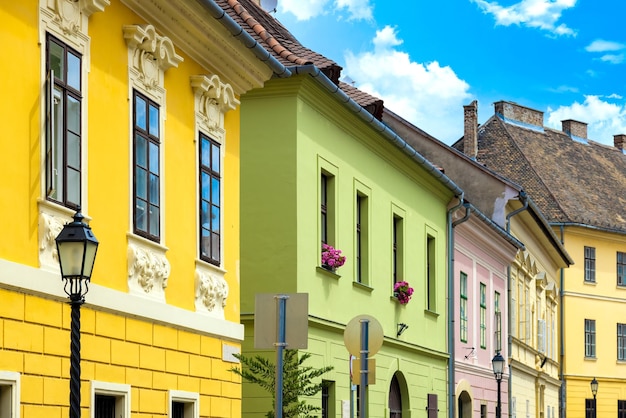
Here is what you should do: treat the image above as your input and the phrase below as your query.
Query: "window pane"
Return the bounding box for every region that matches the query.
[135,96,146,129]
[136,134,147,167]
[149,142,159,173]
[136,168,147,199]
[67,168,80,205]
[67,52,81,90]
[201,137,210,166]
[135,199,147,231]
[149,204,159,236]
[201,172,210,200]
[201,230,210,258]
[201,200,209,225]
[211,206,220,232]
[212,143,220,173]
[149,104,159,137]
[211,177,220,205]
[211,232,219,260]
[149,173,159,204]
[49,41,64,81]
[67,95,80,133]
[67,132,80,168]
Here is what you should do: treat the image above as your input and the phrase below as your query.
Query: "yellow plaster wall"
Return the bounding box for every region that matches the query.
[0,289,241,417]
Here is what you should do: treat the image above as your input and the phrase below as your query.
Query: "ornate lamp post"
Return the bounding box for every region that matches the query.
[590,377,598,418]
[492,352,505,418]
[56,210,99,418]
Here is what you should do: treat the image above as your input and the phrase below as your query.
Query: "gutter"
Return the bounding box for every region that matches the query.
[288,65,464,196]
[198,0,292,78]
[559,225,566,418]
[506,191,529,418]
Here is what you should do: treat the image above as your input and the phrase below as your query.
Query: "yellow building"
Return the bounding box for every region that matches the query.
[0,0,281,416]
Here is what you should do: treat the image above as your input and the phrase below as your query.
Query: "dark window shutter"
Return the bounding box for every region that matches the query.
[427,393,438,418]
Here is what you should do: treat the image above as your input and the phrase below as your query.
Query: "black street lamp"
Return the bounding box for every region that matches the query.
[56,210,99,418]
[492,352,505,418]
[591,377,599,418]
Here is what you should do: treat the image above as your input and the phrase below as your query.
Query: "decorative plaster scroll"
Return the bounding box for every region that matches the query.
[46,0,109,35]
[190,74,239,135]
[127,243,170,301]
[195,268,229,319]
[39,211,64,270]
[123,25,183,90]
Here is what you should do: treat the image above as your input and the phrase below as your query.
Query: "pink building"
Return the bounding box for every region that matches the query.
[452,203,522,417]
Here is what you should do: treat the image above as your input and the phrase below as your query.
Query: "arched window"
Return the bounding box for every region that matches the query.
[389,374,402,418]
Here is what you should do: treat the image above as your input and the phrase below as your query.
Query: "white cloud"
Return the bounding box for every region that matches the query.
[585,39,625,53]
[546,95,626,145]
[279,0,372,21]
[472,0,577,36]
[336,0,373,21]
[344,26,471,143]
[599,54,625,64]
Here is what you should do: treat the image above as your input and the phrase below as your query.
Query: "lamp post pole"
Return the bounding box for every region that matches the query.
[492,352,505,418]
[590,377,598,418]
[56,210,99,418]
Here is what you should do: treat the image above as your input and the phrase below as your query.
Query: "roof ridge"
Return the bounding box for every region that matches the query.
[226,0,311,66]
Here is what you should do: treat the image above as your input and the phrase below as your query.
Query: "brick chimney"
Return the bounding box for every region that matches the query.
[614,134,626,151]
[494,101,544,128]
[562,120,588,140]
[463,100,478,158]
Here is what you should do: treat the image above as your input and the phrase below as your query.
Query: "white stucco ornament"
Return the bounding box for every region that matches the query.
[127,243,170,301]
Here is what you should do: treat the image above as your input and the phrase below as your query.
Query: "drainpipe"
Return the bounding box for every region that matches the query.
[505,191,529,418]
[559,225,565,418]
[448,196,467,418]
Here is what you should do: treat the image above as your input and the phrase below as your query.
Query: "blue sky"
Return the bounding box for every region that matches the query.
[271,0,626,146]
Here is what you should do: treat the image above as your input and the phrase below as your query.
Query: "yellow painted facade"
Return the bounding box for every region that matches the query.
[560,227,626,418]
[0,0,274,416]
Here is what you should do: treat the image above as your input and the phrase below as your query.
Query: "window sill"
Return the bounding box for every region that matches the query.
[583,280,597,286]
[424,309,440,318]
[352,281,373,292]
[584,356,597,361]
[316,266,341,279]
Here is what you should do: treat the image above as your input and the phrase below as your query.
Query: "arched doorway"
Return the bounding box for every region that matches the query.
[389,374,402,418]
[458,390,472,418]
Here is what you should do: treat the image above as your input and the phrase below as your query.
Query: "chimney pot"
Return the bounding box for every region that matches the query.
[463,100,478,159]
[494,101,543,127]
[562,119,588,140]
[614,134,626,151]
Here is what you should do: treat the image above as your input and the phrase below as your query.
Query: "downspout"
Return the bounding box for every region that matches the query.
[448,197,467,418]
[559,225,565,418]
[505,191,529,418]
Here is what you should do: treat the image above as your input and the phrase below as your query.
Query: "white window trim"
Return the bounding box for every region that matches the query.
[90,380,131,418]
[123,24,182,301]
[38,0,108,271]
[190,74,238,319]
[0,371,20,418]
[169,390,200,418]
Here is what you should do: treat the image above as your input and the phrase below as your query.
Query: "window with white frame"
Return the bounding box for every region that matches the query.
[480,283,486,349]
[618,323,626,361]
[199,133,221,265]
[0,371,20,418]
[584,246,596,283]
[91,381,130,418]
[169,390,199,418]
[495,291,502,352]
[460,272,468,343]
[585,319,596,358]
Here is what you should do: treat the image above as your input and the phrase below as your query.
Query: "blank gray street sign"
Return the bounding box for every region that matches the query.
[254,293,308,349]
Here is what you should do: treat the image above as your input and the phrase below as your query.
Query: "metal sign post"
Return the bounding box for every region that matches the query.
[275,295,287,418]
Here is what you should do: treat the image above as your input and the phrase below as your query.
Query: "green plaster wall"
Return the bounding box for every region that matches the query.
[240,74,455,417]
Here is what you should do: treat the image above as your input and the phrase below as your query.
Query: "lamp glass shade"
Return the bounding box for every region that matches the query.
[55,211,99,280]
[57,240,98,279]
[591,378,598,396]
[492,353,505,376]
